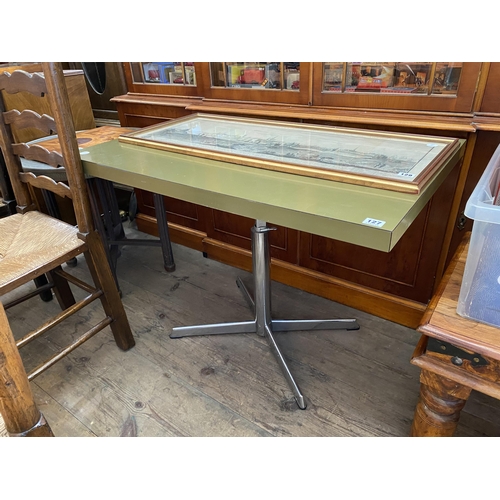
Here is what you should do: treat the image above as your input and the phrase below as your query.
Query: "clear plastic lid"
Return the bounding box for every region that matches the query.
[464,143,500,223]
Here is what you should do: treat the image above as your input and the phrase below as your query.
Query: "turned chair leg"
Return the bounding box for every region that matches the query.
[0,304,54,437]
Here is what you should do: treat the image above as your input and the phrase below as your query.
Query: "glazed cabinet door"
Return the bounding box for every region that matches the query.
[312,62,482,113]
[123,62,205,97]
[199,62,312,105]
[135,189,210,234]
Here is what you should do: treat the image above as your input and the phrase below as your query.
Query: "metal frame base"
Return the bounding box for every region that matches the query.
[88,178,175,292]
[170,220,359,409]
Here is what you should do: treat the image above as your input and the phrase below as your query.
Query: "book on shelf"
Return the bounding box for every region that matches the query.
[227,64,245,85]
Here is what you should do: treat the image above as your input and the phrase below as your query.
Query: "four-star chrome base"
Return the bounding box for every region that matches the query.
[170,220,360,409]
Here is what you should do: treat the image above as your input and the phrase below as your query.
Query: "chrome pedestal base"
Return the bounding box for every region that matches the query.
[170,220,360,409]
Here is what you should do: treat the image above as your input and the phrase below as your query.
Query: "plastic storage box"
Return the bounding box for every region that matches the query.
[457,144,500,327]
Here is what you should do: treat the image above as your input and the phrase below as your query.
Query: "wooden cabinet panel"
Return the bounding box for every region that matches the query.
[113,99,195,128]
[135,190,209,233]
[299,160,461,303]
[300,211,429,302]
[120,114,166,129]
[207,210,299,264]
[300,210,426,291]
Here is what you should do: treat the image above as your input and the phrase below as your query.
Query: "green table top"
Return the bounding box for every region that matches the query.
[80,138,465,253]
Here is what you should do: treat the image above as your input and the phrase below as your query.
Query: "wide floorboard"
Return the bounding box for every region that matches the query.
[2,225,500,437]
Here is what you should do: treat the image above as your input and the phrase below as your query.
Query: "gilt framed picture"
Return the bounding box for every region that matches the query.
[118,113,461,194]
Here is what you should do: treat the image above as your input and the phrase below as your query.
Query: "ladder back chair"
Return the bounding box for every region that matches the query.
[0,63,135,433]
[2,63,175,290]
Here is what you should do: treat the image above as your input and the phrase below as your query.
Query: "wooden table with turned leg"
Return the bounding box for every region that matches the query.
[411,232,500,436]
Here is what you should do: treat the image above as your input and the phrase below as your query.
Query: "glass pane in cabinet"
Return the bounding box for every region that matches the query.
[323,62,344,92]
[223,62,276,88]
[164,63,184,84]
[143,62,163,82]
[284,62,300,90]
[210,63,300,91]
[265,63,282,89]
[392,63,431,94]
[129,62,196,86]
[183,63,196,85]
[432,63,463,95]
[345,62,395,92]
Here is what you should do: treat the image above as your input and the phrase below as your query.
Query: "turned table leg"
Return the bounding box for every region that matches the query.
[411,369,471,437]
[0,304,54,437]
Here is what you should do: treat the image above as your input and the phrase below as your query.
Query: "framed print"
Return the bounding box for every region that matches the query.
[118,113,461,194]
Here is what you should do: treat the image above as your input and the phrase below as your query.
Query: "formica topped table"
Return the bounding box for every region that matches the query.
[81,136,465,253]
[80,130,465,409]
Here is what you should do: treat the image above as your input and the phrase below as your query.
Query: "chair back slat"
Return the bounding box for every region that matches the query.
[4,109,57,136]
[12,143,63,168]
[0,70,47,96]
[0,104,33,211]
[19,172,72,199]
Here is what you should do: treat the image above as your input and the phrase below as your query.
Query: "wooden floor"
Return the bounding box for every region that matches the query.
[2,224,500,437]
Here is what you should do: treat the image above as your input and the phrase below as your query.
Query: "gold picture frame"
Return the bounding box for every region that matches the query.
[118,113,461,194]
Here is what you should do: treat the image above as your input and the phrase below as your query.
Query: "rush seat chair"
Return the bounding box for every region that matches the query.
[0,62,135,423]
